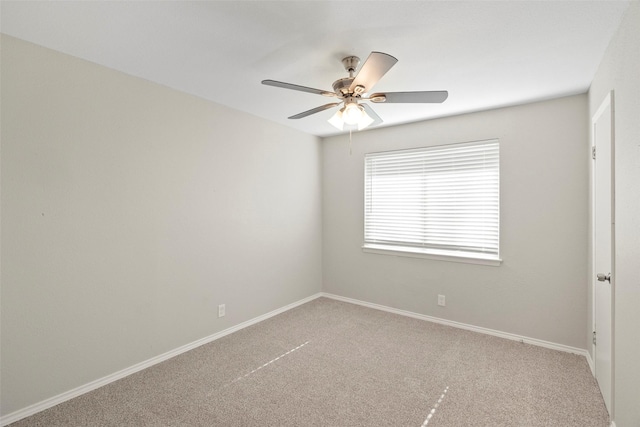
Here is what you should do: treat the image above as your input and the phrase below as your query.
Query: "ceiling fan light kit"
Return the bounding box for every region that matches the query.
[328,95,375,130]
[262,51,448,132]
[328,103,375,131]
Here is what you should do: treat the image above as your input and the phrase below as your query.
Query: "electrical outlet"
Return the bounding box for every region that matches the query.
[218,304,226,318]
[438,295,446,307]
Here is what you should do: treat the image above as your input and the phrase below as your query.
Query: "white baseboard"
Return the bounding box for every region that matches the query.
[321,292,590,358]
[0,292,323,426]
[585,349,595,375]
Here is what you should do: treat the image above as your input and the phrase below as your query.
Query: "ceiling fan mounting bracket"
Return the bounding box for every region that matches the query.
[341,56,360,75]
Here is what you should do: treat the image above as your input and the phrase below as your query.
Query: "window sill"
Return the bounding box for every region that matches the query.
[362,244,502,266]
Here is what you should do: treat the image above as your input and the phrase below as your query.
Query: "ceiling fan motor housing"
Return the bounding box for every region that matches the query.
[332,77,355,96]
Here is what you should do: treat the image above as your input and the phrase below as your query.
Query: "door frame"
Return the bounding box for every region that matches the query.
[590,90,615,419]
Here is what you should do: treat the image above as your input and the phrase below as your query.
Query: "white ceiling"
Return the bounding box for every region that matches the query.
[1,1,631,137]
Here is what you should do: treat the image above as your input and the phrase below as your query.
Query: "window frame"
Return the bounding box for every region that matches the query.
[362,139,502,266]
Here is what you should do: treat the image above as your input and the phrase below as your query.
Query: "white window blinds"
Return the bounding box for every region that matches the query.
[364,139,500,260]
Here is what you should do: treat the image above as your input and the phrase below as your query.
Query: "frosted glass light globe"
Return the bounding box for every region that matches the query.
[342,103,364,125]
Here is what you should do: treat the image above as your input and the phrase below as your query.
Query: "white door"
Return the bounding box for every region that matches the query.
[592,91,614,415]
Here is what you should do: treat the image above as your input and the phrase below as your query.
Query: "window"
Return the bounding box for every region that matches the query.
[363,139,500,265]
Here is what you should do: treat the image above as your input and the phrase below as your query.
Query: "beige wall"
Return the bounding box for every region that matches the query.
[323,95,589,349]
[588,1,640,425]
[0,35,323,416]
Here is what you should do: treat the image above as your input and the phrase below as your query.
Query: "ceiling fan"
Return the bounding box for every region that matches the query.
[262,52,448,131]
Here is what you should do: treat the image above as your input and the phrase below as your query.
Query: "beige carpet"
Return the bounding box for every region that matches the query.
[10,297,609,426]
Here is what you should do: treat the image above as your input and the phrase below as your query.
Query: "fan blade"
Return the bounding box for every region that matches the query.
[361,103,384,127]
[349,52,398,93]
[289,103,341,119]
[262,80,336,97]
[368,91,449,103]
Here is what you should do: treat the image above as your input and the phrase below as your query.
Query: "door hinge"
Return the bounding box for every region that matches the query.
[592,146,596,160]
[593,330,597,345]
